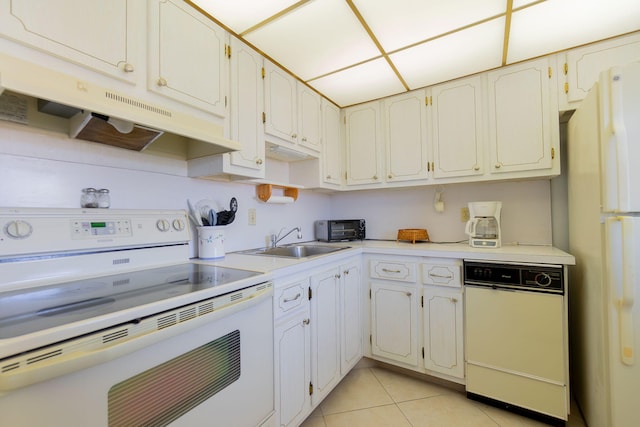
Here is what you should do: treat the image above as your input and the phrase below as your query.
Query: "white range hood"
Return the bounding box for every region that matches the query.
[0,52,241,156]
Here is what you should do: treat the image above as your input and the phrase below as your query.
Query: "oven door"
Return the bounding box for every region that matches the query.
[0,285,274,427]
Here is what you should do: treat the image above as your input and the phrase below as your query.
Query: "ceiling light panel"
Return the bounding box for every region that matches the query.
[190,0,301,34]
[244,0,380,81]
[390,17,505,90]
[507,0,640,63]
[307,58,406,107]
[353,0,506,53]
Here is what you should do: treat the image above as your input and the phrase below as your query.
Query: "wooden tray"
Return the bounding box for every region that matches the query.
[397,228,430,244]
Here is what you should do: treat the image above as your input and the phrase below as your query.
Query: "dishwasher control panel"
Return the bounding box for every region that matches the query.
[464,261,564,294]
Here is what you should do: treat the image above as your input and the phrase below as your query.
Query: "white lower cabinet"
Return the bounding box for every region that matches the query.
[274,257,362,426]
[368,256,465,382]
[370,280,421,366]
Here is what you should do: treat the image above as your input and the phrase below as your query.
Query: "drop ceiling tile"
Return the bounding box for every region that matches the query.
[191,0,301,34]
[244,0,380,81]
[307,58,406,107]
[507,0,640,63]
[353,0,506,52]
[390,17,505,90]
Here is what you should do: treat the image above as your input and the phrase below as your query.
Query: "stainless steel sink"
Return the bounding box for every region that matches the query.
[243,244,349,258]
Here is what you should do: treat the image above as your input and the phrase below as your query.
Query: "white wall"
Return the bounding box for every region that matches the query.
[0,121,331,256]
[330,180,553,245]
[0,119,558,255]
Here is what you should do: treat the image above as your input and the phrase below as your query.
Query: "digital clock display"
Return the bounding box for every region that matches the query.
[91,222,107,228]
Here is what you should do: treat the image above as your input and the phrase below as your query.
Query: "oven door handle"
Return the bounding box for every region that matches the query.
[0,285,272,392]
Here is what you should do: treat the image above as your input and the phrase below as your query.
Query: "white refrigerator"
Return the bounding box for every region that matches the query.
[567,61,640,427]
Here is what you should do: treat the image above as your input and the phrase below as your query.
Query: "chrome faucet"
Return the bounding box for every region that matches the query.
[271,227,302,247]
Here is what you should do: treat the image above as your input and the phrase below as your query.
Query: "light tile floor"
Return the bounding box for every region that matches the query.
[300,361,587,427]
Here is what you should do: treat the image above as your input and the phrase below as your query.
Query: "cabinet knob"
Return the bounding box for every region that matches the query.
[406,292,412,297]
[473,165,480,171]
[494,163,502,169]
[302,318,310,325]
[157,77,168,87]
[291,133,297,139]
[326,174,331,179]
[123,63,134,73]
[373,175,378,180]
[335,274,341,279]
[344,270,349,275]
[301,137,307,142]
[388,174,393,179]
[450,298,458,303]
[255,158,263,165]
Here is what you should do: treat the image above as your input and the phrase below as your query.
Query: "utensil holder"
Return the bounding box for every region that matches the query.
[198,226,225,259]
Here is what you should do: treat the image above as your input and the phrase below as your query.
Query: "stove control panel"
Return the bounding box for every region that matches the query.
[0,208,191,258]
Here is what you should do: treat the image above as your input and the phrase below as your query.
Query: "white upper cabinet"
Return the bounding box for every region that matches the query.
[264,60,298,144]
[383,90,430,182]
[227,38,265,176]
[322,100,343,186]
[559,32,640,111]
[431,75,485,179]
[148,0,228,117]
[0,0,138,83]
[487,56,559,175]
[297,84,322,152]
[344,101,383,186]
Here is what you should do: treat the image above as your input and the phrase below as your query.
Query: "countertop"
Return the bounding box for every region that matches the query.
[196,240,575,275]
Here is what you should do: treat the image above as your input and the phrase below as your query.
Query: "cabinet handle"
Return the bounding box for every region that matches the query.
[255,158,263,165]
[291,133,297,139]
[382,268,401,273]
[157,77,168,87]
[406,292,412,297]
[429,273,453,279]
[302,318,310,325]
[494,163,502,169]
[123,63,134,73]
[335,274,341,279]
[473,165,480,171]
[343,270,349,275]
[283,293,301,303]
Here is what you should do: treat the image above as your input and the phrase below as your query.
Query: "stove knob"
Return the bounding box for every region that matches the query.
[5,220,33,239]
[156,219,170,232]
[172,219,185,231]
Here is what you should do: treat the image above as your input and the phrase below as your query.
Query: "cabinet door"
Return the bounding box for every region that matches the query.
[298,84,322,152]
[383,90,430,182]
[487,57,558,174]
[275,311,311,427]
[341,260,362,374]
[0,0,137,83]
[264,60,297,144]
[148,0,227,116]
[310,268,341,405]
[431,76,485,178]
[345,101,383,185]
[228,38,265,175]
[322,100,343,186]
[562,32,640,108]
[423,288,464,378]
[370,281,419,366]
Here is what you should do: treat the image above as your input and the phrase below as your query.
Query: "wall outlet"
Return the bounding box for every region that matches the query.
[248,208,256,225]
[460,207,470,222]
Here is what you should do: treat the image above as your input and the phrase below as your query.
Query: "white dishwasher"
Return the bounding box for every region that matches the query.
[464,261,568,427]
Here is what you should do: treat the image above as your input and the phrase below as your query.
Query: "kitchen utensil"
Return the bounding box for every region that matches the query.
[195,199,216,226]
[216,197,237,225]
[187,199,202,226]
[208,208,217,226]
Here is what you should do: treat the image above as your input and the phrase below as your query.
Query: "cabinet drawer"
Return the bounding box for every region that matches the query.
[275,280,308,318]
[421,261,462,288]
[370,259,417,283]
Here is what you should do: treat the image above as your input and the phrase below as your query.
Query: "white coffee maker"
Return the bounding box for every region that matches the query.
[465,201,502,248]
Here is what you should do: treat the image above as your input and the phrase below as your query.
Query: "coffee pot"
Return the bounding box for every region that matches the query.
[465,201,502,248]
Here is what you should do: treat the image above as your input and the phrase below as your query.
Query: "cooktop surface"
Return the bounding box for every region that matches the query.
[0,263,261,339]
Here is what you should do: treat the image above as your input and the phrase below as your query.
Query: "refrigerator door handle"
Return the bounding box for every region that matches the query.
[609,217,636,366]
